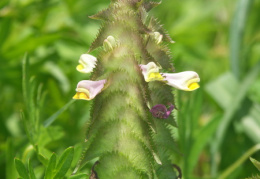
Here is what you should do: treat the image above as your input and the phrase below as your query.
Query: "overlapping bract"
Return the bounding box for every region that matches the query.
[72,1,200,178]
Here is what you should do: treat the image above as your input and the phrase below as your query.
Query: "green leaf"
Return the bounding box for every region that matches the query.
[37,153,49,167]
[187,114,222,174]
[250,157,260,171]
[68,174,88,179]
[43,100,75,127]
[28,159,36,179]
[2,33,61,58]
[6,139,18,179]
[241,104,260,143]
[213,63,260,152]
[53,147,74,179]
[43,62,70,93]
[209,63,260,175]
[0,17,11,48]
[44,153,57,179]
[14,158,29,179]
[205,72,239,109]
[38,126,65,147]
[22,53,30,113]
[230,0,253,78]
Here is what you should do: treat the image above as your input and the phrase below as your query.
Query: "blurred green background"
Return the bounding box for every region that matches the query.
[0,0,260,178]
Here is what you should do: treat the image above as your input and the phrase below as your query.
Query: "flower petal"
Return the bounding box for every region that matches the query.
[162,71,200,91]
[150,104,167,119]
[150,103,174,119]
[165,104,174,117]
[73,91,90,100]
[139,62,162,82]
[76,54,97,73]
[147,72,164,82]
[73,79,106,100]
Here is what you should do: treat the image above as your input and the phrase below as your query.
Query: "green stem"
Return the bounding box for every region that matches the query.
[219,144,260,179]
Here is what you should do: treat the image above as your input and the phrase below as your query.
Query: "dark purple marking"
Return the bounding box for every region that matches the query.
[150,103,174,119]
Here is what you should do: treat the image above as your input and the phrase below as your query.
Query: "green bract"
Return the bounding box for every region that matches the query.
[73,0,198,178]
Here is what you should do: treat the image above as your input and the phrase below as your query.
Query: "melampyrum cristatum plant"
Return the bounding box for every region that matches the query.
[72,0,200,178]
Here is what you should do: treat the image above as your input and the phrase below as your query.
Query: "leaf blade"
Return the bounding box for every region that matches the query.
[44,153,57,179]
[28,159,36,179]
[14,158,29,179]
[250,157,260,171]
[53,147,74,179]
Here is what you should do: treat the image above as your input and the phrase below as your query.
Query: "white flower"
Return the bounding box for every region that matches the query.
[162,71,200,91]
[139,62,163,82]
[73,80,106,100]
[76,54,97,73]
[139,62,200,91]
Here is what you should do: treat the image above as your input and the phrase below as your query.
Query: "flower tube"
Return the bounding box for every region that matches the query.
[73,79,106,100]
[161,71,200,91]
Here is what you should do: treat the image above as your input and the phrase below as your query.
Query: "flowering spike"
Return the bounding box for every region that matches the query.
[76,54,97,73]
[73,80,106,100]
[73,0,198,177]
[162,71,200,91]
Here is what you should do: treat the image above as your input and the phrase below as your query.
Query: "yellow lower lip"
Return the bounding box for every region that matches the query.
[188,82,200,91]
[147,72,164,82]
[73,92,90,100]
[76,64,84,71]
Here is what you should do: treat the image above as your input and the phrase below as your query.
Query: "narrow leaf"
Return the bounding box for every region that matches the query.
[205,72,238,110]
[68,174,88,179]
[188,114,221,174]
[20,110,33,145]
[14,158,29,179]
[6,139,18,179]
[44,153,57,179]
[28,159,36,179]
[37,153,49,167]
[250,157,260,171]
[22,53,30,112]
[230,0,253,78]
[43,100,75,127]
[219,144,260,179]
[0,17,11,47]
[53,147,74,179]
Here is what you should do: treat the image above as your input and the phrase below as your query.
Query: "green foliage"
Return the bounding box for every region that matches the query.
[15,147,86,179]
[44,153,57,179]
[54,147,74,179]
[1,0,260,178]
[15,158,30,179]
